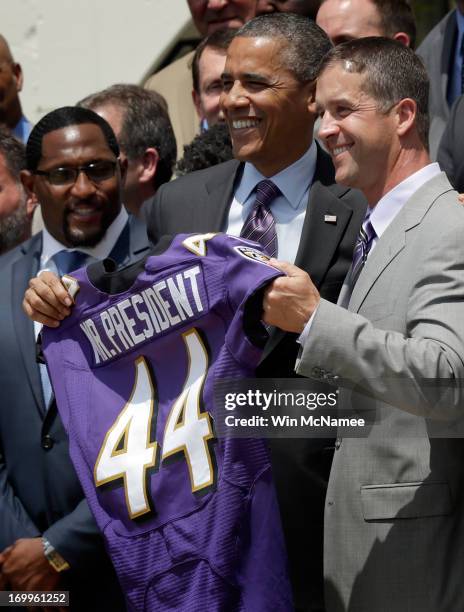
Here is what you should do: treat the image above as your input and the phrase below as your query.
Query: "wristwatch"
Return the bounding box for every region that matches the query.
[42,537,70,572]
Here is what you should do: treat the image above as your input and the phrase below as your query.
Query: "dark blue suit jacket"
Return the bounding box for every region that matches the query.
[0,215,149,611]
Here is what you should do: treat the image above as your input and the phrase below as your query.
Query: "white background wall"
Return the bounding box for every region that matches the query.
[0,0,194,124]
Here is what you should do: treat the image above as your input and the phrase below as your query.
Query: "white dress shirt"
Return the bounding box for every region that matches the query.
[299,162,442,345]
[226,143,317,263]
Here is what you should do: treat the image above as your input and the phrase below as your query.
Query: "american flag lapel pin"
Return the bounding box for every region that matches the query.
[324,214,337,224]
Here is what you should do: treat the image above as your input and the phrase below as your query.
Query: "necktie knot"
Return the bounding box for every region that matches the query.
[53,250,88,276]
[254,179,281,208]
[240,180,280,257]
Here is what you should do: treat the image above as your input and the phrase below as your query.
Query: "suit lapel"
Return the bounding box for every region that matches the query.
[263,149,358,359]
[294,181,356,280]
[349,172,454,312]
[109,215,151,267]
[12,235,46,416]
[295,147,356,279]
[202,160,243,231]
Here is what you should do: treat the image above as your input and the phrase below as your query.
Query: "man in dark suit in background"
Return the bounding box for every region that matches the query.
[417,0,464,159]
[437,93,464,192]
[148,14,366,611]
[0,106,149,610]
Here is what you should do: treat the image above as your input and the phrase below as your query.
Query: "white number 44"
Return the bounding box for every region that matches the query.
[94,329,215,519]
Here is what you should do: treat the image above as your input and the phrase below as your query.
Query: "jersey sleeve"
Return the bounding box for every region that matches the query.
[221,237,283,363]
[222,237,282,312]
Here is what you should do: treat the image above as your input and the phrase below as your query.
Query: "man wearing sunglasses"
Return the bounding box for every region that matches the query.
[0,106,149,609]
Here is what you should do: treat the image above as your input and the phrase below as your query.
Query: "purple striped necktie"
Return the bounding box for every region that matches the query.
[350,212,376,287]
[240,179,280,258]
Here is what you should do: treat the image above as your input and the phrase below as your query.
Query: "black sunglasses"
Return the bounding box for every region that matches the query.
[34,160,118,186]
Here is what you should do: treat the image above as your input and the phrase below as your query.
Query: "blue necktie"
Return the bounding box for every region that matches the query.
[53,250,89,276]
[240,180,280,258]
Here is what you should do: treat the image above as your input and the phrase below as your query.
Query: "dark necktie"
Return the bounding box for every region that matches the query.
[53,249,89,276]
[240,179,280,258]
[350,213,376,286]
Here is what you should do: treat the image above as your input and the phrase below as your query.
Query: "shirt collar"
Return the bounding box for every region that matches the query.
[41,206,129,270]
[237,142,317,210]
[12,115,32,144]
[369,163,441,239]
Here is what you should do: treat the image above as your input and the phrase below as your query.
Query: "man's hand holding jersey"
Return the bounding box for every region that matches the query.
[262,259,320,333]
[23,260,320,335]
[23,272,73,327]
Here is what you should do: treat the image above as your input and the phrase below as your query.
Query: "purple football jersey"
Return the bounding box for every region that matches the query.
[42,233,293,612]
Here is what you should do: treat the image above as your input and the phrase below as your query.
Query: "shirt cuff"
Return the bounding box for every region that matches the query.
[297,303,319,347]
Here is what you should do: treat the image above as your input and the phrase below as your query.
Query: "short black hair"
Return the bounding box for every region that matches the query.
[176,123,233,175]
[78,84,176,190]
[0,125,26,179]
[319,36,429,146]
[192,29,237,94]
[26,106,119,172]
[234,13,332,83]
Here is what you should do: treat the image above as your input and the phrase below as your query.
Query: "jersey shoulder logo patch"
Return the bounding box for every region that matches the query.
[234,245,272,265]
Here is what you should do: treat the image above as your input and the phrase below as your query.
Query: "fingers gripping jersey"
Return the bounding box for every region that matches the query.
[42,234,292,612]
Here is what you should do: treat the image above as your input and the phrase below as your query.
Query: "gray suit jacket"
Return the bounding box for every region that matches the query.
[296,172,464,611]
[417,10,457,160]
[0,215,149,611]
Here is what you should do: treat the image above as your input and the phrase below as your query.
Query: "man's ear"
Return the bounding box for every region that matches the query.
[118,157,128,186]
[396,98,416,138]
[392,31,411,48]
[306,82,317,115]
[20,169,34,198]
[12,62,23,92]
[25,192,38,219]
[192,89,203,121]
[138,148,159,184]
[20,170,38,217]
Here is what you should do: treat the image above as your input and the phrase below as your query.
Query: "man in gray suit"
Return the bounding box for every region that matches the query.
[264,37,464,611]
[0,106,149,609]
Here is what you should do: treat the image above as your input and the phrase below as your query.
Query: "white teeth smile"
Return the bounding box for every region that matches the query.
[72,208,97,216]
[232,119,260,129]
[332,145,352,156]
